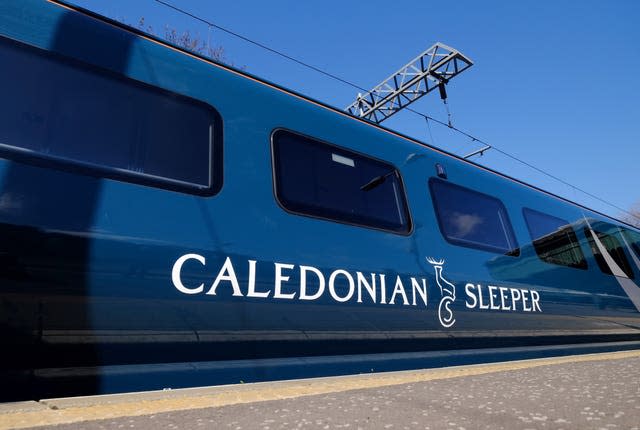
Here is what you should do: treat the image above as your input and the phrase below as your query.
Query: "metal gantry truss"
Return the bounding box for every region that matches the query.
[345,42,473,123]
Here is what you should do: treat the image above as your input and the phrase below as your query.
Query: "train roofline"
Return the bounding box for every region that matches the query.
[45,0,639,232]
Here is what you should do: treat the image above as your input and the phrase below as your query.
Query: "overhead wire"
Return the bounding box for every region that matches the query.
[424,116,437,147]
[153,0,640,225]
[409,111,636,219]
[154,0,370,93]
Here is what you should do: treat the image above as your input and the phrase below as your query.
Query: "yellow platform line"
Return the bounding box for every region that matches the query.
[2,349,640,429]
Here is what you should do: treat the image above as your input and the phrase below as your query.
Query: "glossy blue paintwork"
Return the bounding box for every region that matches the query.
[1,0,639,400]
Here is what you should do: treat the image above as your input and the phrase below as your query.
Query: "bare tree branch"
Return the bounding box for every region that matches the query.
[622,201,640,228]
[115,16,243,69]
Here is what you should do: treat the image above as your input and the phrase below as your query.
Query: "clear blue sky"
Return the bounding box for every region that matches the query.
[71,0,640,222]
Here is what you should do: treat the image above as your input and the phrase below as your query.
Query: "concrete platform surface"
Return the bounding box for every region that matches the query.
[1,349,639,430]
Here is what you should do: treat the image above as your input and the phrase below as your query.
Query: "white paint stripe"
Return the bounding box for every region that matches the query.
[619,228,640,272]
[616,277,640,312]
[588,228,640,312]
[589,229,628,278]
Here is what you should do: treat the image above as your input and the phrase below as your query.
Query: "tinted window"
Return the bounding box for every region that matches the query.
[272,130,411,233]
[585,227,634,278]
[523,208,587,269]
[621,228,640,259]
[429,178,519,255]
[0,37,220,194]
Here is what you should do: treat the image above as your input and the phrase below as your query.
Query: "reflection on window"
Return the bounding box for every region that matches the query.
[272,130,411,233]
[621,228,640,259]
[585,227,634,278]
[523,208,587,269]
[429,178,519,255]
[0,37,219,194]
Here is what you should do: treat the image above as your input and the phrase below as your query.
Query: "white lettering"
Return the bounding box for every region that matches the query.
[207,257,243,296]
[390,276,409,305]
[478,284,489,309]
[531,290,542,312]
[510,288,521,310]
[172,253,205,294]
[247,260,270,298]
[329,269,355,302]
[467,284,541,313]
[274,263,296,299]
[411,278,428,307]
[379,274,387,304]
[299,265,325,300]
[521,289,531,311]
[172,255,544,315]
[488,285,500,310]
[357,272,376,303]
[465,283,477,308]
[499,286,510,310]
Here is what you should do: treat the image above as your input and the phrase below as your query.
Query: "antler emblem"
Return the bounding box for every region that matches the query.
[426,257,444,265]
[427,257,456,328]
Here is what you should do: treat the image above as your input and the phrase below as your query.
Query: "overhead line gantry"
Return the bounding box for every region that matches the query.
[345,42,473,124]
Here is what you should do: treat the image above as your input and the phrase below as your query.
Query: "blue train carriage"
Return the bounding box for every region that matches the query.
[1,0,640,400]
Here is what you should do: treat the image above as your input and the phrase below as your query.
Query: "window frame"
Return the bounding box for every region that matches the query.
[522,207,588,270]
[270,128,413,235]
[0,36,223,196]
[428,177,520,256]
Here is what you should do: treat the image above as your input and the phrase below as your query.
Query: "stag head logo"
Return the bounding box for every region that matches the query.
[427,257,456,328]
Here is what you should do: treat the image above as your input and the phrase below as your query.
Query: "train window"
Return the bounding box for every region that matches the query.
[272,130,411,234]
[0,37,221,195]
[621,228,640,258]
[429,178,519,255]
[523,208,587,269]
[584,228,634,278]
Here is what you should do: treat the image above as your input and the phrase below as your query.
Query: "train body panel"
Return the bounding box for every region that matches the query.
[1,0,640,400]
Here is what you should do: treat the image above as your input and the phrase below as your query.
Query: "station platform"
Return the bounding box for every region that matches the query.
[1,348,639,430]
